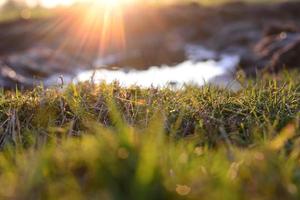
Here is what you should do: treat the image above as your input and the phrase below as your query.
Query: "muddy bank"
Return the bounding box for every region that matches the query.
[1,1,300,89]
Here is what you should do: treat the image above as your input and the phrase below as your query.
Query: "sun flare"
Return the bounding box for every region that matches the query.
[83,0,131,9]
[69,0,128,57]
[32,0,129,62]
[39,0,127,9]
[98,0,122,7]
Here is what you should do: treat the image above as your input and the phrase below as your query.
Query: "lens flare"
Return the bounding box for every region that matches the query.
[40,0,124,8]
[98,0,122,7]
[83,0,127,54]
[48,0,128,62]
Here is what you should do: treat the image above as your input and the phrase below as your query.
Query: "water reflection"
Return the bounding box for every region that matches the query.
[47,45,242,91]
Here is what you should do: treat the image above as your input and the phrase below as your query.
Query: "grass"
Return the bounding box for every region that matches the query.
[0,1,299,199]
[0,72,299,199]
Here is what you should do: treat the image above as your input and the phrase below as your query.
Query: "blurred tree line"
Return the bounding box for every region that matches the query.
[2,0,25,11]
[1,0,42,11]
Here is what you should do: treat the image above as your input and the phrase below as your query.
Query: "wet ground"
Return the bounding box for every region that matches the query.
[1,1,300,89]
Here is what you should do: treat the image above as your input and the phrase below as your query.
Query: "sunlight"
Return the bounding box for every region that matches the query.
[40,0,127,8]
[43,0,128,59]
[83,0,127,55]
[96,0,122,8]
[39,0,73,8]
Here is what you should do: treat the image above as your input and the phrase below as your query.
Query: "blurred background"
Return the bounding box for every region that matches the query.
[0,0,299,89]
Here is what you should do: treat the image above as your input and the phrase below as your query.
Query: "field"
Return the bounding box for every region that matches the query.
[0,72,299,199]
[1,0,300,199]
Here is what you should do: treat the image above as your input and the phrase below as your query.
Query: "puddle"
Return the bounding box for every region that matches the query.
[47,45,242,91]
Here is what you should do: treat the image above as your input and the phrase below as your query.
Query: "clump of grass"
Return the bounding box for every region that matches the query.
[1,73,299,148]
[0,110,299,199]
[0,73,299,199]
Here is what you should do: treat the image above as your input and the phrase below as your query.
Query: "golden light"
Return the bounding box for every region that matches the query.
[31,0,133,64]
[96,0,122,8]
[85,0,127,55]
[80,0,131,9]
[48,0,129,59]
[39,0,126,8]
